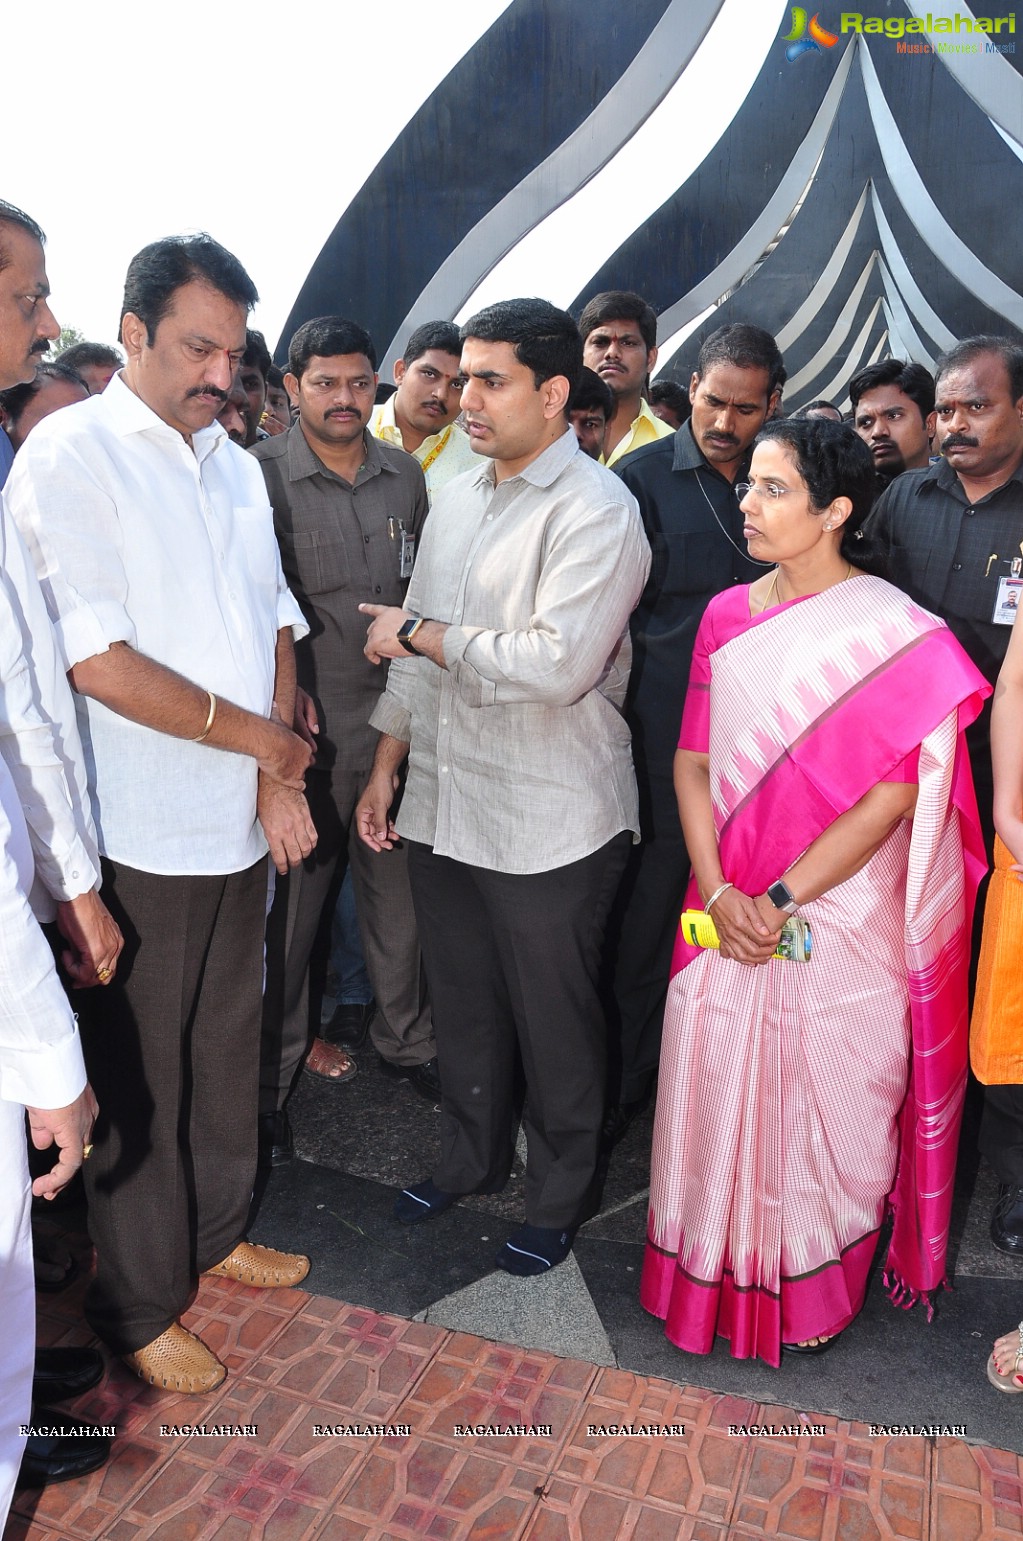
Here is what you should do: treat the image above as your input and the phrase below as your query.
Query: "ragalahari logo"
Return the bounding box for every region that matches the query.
[783,8,840,60]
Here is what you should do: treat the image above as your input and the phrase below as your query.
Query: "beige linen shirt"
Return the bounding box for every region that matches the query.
[370,428,651,874]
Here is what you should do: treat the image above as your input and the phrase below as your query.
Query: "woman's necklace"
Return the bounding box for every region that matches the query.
[762,560,853,611]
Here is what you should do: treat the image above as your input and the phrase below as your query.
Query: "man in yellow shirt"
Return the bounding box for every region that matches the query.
[370,321,476,502]
[578,290,674,468]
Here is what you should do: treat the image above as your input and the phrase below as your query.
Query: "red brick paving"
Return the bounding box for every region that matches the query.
[8,1269,1023,1540]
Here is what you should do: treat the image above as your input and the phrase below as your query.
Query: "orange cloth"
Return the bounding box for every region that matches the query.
[971,836,1023,1084]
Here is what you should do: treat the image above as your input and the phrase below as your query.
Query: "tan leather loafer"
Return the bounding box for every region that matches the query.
[122,1323,226,1394]
[204,1240,310,1288]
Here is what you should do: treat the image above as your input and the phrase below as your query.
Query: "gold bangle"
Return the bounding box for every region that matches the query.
[194,691,218,743]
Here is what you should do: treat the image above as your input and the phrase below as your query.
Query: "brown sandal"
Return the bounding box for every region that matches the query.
[303,1036,358,1082]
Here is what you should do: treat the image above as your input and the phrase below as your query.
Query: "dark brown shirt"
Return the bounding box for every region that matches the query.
[251,424,428,779]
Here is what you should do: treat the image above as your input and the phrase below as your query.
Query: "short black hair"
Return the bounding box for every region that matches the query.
[243,328,272,380]
[58,341,123,373]
[0,361,88,425]
[577,290,657,354]
[0,200,44,272]
[695,322,786,397]
[120,234,258,345]
[460,298,582,394]
[649,379,690,418]
[791,398,841,420]
[934,335,1023,403]
[287,316,377,379]
[266,363,285,389]
[402,320,462,366]
[569,367,614,419]
[755,417,882,571]
[848,359,935,422]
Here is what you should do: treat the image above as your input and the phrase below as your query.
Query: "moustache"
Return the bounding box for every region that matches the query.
[186,385,228,404]
[30,341,51,357]
[942,434,979,451]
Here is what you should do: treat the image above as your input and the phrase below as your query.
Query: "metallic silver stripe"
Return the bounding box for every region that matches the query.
[654,39,857,344]
[869,187,957,353]
[379,0,723,371]
[860,43,1023,329]
[904,0,1023,147]
[783,253,878,397]
[776,185,870,353]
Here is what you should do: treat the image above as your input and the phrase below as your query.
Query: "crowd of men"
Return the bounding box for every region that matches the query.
[1,198,1022,1515]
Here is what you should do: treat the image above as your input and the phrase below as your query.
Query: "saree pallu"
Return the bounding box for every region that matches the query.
[971,834,1023,1085]
[640,577,989,1366]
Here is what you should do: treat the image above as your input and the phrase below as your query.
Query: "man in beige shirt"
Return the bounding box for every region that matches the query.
[357,298,650,1276]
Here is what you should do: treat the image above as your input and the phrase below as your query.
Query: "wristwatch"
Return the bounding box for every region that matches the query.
[397,617,427,654]
[766,878,799,915]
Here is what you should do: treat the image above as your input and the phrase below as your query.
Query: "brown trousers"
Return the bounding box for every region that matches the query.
[77,857,267,1354]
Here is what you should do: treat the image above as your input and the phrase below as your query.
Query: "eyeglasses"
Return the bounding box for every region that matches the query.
[735,481,789,501]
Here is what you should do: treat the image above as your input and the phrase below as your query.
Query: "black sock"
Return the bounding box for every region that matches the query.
[495,1223,573,1276]
[393,1179,460,1223]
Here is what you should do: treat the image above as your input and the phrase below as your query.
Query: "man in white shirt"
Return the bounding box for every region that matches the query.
[370,320,476,502]
[7,234,314,1396]
[358,299,650,1277]
[0,200,123,1517]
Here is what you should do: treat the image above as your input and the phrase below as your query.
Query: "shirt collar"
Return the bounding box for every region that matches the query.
[924,451,1023,502]
[475,426,579,491]
[101,371,227,461]
[670,418,753,483]
[286,420,394,484]
[372,394,453,461]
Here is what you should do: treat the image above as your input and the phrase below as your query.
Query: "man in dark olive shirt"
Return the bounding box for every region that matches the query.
[253,317,437,1158]
[607,323,784,1139]
[865,334,1023,1256]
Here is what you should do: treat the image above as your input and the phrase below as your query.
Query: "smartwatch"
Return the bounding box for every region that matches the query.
[397,617,427,654]
[766,878,799,915]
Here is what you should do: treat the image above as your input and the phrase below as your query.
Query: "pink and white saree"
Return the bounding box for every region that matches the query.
[640,577,989,1366]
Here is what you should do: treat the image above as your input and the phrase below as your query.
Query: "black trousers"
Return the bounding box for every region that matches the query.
[407,833,630,1229]
[604,770,689,1106]
[260,767,432,1114]
[76,858,267,1354]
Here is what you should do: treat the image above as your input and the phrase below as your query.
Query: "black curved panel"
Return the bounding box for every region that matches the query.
[275,0,677,361]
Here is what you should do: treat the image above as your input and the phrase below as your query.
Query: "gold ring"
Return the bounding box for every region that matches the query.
[82,1144,94,1160]
[97,967,112,983]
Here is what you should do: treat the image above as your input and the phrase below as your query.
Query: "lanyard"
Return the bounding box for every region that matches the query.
[419,425,453,475]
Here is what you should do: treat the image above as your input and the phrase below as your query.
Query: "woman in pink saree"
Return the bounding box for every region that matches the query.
[640,418,989,1366]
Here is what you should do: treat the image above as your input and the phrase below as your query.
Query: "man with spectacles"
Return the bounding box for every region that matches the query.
[604,323,785,1143]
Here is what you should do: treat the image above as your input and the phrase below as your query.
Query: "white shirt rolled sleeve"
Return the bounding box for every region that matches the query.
[6,376,308,876]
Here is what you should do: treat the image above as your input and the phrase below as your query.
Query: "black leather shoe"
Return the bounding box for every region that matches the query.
[32,1347,104,1404]
[991,1184,1023,1254]
[324,1001,375,1051]
[378,1054,442,1104]
[257,1108,294,1169]
[601,1093,652,1150]
[17,1409,111,1487]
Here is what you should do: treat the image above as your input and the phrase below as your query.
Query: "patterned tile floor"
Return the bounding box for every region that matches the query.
[8,1259,1023,1541]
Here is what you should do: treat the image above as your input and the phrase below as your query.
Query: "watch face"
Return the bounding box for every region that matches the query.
[768,880,794,909]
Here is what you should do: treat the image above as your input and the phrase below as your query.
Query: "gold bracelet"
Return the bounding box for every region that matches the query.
[194,691,218,743]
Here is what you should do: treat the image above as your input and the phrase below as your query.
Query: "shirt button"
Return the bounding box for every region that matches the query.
[966,509,975,517]
[486,515,493,521]
[441,717,448,726]
[952,562,963,571]
[364,534,370,543]
[374,585,381,595]
[441,765,449,773]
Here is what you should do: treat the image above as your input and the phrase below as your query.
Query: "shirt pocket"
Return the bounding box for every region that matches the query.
[232,505,281,600]
[280,528,351,596]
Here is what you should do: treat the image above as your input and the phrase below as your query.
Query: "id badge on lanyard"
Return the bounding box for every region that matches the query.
[993,551,1023,625]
